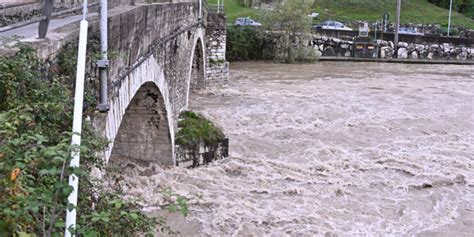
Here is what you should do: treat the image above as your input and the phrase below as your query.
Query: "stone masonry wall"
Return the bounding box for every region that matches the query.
[176,138,229,168]
[92,2,206,165]
[205,12,229,85]
[313,35,474,61]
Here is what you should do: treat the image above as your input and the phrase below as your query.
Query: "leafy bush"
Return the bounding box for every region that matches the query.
[176,111,225,147]
[0,44,159,236]
[226,26,266,61]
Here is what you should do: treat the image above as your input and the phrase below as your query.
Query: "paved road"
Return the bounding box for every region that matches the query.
[0,13,97,40]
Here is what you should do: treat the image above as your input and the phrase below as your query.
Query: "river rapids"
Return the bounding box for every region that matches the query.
[108,62,474,236]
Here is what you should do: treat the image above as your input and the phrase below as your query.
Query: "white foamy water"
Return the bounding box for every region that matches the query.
[108,62,474,236]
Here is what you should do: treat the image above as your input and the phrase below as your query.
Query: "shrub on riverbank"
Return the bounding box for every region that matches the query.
[227,26,319,63]
[176,111,225,147]
[227,1,319,63]
[227,26,266,61]
[0,44,160,236]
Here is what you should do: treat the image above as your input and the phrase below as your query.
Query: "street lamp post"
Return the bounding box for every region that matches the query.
[448,0,453,36]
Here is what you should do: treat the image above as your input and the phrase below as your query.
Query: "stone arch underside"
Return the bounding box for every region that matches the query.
[109,82,173,166]
[190,37,206,91]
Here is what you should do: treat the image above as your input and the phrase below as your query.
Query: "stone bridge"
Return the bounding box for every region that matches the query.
[91,2,228,167]
[0,0,228,167]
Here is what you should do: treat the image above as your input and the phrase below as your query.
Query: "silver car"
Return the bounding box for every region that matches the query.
[314,21,353,31]
[235,17,262,26]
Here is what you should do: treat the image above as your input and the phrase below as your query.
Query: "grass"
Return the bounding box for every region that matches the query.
[176,111,225,147]
[207,0,260,22]
[210,0,474,29]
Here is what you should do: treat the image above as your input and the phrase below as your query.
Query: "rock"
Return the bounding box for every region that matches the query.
[340,43,350,49]
[415,44,425,51]
[318,44,324,52]
[389,41,394,49]
[457,52,468,60]
[443,43,450,51]
[418,50,427,59]
[381,46,394,58]
[398,42,408,48]
[427,52,434,60]
[376,40,389,47]
[409,51,418,59]
[398,47,408,59]
[407,43,416,52]
[380,47,386,58]
[345,51,351,57]
[323,46,335,56]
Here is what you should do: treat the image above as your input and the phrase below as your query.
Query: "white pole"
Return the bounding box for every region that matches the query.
[65,2,88,236]
[217,0,220,13]
[448,0,453,36]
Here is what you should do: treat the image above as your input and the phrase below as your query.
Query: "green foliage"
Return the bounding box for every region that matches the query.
[312,0,474,28]
[261,0,314,63]
[262,0,314,33]
[208,0,260,22]
[0,44,158,236]
[428,0,474,18]
[226,26,266,61]
[162,189,189,217]
[75,191,158,236]
[438,26,460,35]
[176,111,225,147]
[215,0,474,28]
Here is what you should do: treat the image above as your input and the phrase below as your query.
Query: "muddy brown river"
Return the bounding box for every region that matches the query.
[110,62,474,236]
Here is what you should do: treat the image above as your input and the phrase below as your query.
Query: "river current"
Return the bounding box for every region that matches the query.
[108,62,474,236]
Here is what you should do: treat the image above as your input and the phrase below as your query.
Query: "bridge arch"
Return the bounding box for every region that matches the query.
[109,81,173,166]
[104,55,175,167]
[103,28,207,168]
[186,33,206,107]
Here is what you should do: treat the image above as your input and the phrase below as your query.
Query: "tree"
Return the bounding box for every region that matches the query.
[427,0,474,18]
[262,0,315,63]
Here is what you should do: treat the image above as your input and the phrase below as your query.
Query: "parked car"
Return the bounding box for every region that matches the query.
[398,27,424,36]
[314,21,353,31]
[234,17,262,26]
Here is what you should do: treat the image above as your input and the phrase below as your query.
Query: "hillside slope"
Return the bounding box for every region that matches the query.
[313,0,474,28]
[210,0,474,29]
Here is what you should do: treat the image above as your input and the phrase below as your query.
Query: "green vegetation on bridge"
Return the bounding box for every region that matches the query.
[210,0,474,29]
